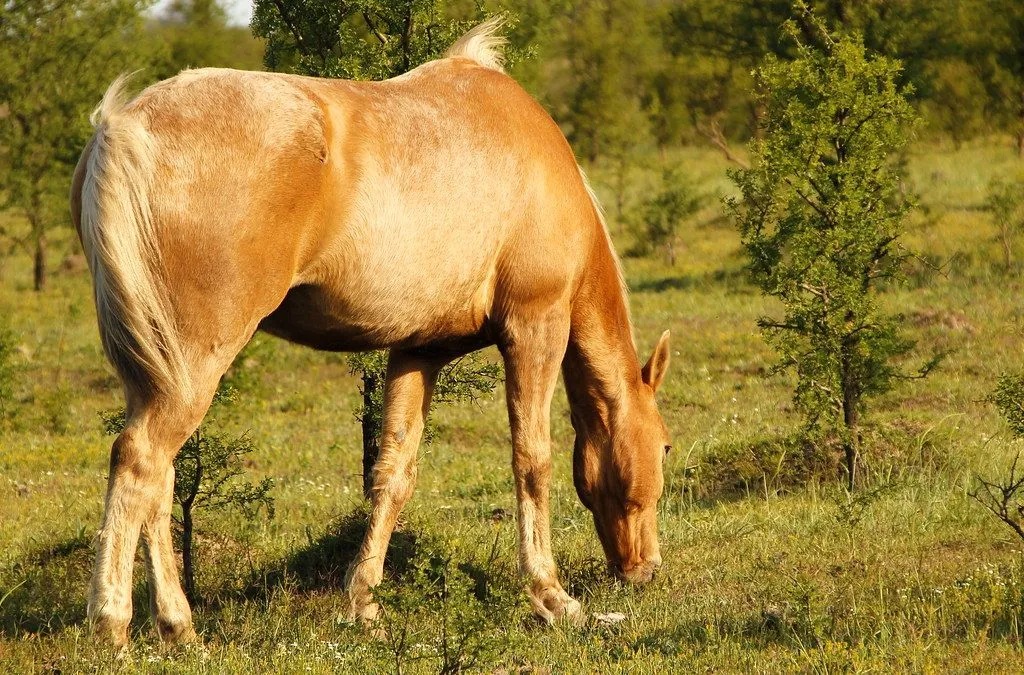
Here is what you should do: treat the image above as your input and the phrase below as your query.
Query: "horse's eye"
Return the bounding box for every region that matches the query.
[664,444,672,456]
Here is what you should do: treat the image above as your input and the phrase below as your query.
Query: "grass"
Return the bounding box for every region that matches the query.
[2,137,1024,672]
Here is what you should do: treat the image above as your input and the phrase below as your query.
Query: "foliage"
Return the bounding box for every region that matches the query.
[632,167,701,265]
[971,373,1024,543]
[347,350,388,496]
[727,16,938,489]
[990,373,1024,439]
[968,0,1024,153]
[101,386,274,600]
[553,0,653,163]
[372,543,524,674]
[971,453,1024,544]
[251,0,514,80]
[149,0,265,79]
[0,0,156,291]
[696,435,841,499]
[924,59,989,147]
[665,0,958,146]
[431,354,503,406]
[986,176,1024,271]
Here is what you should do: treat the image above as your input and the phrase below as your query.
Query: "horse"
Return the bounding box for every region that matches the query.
[70,19,672,646]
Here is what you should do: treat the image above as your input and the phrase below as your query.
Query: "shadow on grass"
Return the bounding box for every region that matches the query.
[631,267,749,294]
[0,510,422,637]
[205,508,419,609]
[623,612,814,658]
[0,529,92,637]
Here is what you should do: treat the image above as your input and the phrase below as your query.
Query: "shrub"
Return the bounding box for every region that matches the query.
[372,542,524,674]
[633,167,701,265]
[971,372,1024,543]
[986,176,1024,271]
[727,13,939,489]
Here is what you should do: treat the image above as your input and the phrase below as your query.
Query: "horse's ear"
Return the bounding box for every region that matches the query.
[642,330,671,393]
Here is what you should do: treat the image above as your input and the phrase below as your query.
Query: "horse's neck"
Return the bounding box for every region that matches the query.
[563,239,639,437]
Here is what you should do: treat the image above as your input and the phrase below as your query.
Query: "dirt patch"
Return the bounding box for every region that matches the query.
[909,309,977,335]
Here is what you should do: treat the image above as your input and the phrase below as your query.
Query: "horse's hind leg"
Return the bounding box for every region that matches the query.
[88,351,239,646]
[344,350,444,624]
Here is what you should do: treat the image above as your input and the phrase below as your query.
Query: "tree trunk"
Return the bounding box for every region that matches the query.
[361,370,382,499]
[182,502,195,602]
[840,350,859,491]
[33,231,46,292]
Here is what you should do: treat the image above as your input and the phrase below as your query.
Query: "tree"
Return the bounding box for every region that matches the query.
[666,0,960,156]
[971,374,1024,543]
[925,59,989,148]
[102,388,274,601]
[251,0,494,80]
[252,0,508,495]
[554,0,654,164]
[971,0,1024,154]
[728,13,939,490]
[150,0,265,80]
[634,168,700,265]
[987,176,1024,271]
[0,0,154,291]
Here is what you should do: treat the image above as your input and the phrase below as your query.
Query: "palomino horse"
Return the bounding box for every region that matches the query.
[70,20,672,645]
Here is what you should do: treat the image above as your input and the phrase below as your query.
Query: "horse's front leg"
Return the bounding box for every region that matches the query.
[502,313,582,624]
[344,350,442,624]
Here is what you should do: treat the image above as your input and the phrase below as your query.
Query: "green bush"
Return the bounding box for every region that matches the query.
[632,167,701,265]
[971,373,1024,544]
[727,15,939,489]
[986,176,1024,271]
[372,540,524,674]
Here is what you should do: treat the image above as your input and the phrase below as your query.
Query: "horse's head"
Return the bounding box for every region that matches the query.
[572,330,671,584]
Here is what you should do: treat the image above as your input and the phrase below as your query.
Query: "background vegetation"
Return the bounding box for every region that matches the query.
[2,0,1024,671]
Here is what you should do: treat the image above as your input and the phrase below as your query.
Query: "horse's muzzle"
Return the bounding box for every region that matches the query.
[612,557,662,585]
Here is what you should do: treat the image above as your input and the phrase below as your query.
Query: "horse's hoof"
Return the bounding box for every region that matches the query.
[89,610,131,648]
[530,586,584,626]
[156,616,197,645]
[342,593,380,626]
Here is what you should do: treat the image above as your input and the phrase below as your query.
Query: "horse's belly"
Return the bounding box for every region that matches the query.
[259,266,494,353]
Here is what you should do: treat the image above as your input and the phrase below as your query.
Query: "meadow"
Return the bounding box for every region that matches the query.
[2,138,1024,672]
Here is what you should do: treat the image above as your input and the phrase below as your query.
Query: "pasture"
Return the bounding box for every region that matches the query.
[2,139,1024,672]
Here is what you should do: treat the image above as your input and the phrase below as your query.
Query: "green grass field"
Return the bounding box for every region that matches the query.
[2,138,1024,672]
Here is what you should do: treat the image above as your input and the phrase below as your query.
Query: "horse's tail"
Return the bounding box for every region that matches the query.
[78,74,193,403]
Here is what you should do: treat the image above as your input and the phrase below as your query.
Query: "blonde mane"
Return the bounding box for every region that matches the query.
[578,167,633,336]
[444,16,508,73]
